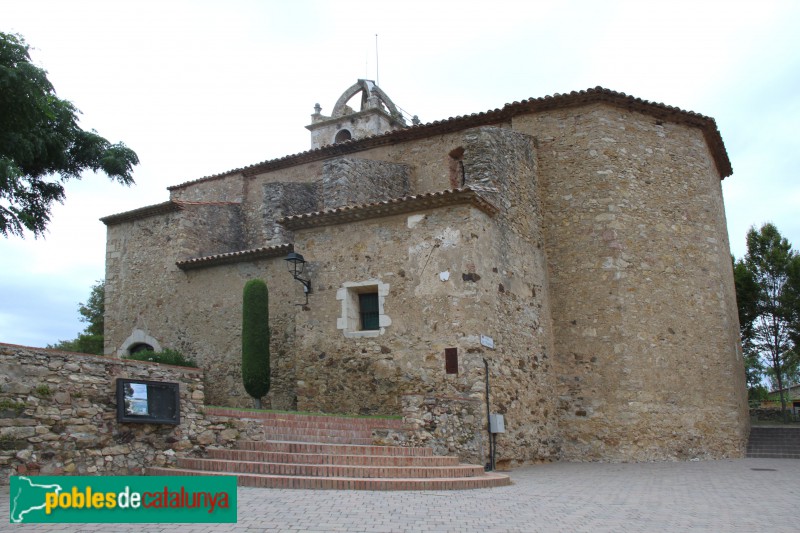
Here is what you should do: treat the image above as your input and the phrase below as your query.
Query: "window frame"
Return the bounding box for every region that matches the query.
[336,280,391,338]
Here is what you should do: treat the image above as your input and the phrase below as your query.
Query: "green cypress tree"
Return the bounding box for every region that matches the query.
[242,279,270,408]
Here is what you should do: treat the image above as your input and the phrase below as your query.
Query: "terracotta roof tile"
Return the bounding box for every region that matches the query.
[101,201,182,225]
[176,243,293,271]
[278,187,498,230]
[166,86,732,191]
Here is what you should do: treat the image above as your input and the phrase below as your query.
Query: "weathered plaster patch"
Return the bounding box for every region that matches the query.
[407,214,426,228]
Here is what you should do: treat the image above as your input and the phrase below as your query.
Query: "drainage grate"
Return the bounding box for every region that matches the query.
[750,468,777,471]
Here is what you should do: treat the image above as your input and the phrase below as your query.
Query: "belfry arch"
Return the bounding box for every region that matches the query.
[306,79,410,149]
[331,80,404,119]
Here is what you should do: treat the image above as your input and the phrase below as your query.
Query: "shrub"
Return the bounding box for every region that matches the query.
[127,348,197,368]
[242,279,270,408]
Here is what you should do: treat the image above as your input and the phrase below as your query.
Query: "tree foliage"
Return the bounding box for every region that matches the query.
[0,32,139,237]
[48,280,105,355]
[734,224,800,417]
[734,256,764,397]
[242,279,271,408]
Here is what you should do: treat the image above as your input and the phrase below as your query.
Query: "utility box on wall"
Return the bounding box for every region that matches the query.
[489,413,505,434]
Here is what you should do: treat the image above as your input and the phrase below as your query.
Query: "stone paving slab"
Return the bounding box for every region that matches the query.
[1,458,798,532]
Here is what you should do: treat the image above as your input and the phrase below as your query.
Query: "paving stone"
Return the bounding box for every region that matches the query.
[3,459,797,532]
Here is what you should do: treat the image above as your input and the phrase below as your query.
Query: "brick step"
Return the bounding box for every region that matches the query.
[207,448,459,466]
[258,433,374,445]
[146,467,511,491]
[259,426,372,440]
[238,440,433,457]
[155,409,502,491]
[204,407,405,429]
[256,418,391,432]
[177,457,484,479]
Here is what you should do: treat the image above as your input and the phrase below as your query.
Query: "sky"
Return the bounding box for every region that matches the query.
[2,0,799,348]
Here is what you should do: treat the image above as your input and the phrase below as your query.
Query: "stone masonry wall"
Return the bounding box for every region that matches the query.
[179,203,245,258]
[103,96,748,465]
[0,345,327,485]
[262,181,320,246]
[339,126,513,196]
[290,127,561,466]
[372,394,487,465]
[513,104,748,461]
[174,261,298,410]
[263,182,322,246]
[105,211,185,357]
[105,210,299,410]
[322,157,411,209]
[459,127,562,467]
[292,206,491,417]
[0,344,227,483]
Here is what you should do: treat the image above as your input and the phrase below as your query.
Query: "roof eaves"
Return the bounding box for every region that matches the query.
[176,243,293,271]
[277,187,498,231]
[503,87,732,177]
[101,201,183,226]
[166,86,732,191]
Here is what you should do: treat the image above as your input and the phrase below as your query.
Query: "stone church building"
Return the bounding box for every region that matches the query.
[102,81,749,464]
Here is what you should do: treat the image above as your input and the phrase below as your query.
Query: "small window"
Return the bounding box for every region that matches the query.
[359,292,379,330]
[337,280,391,338]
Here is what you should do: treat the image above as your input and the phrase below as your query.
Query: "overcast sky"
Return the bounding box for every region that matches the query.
[2,0,799,349]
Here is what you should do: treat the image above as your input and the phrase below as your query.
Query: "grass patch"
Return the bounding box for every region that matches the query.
[34,385,52,398]
[0,399,26,415]
[205,405,402,420]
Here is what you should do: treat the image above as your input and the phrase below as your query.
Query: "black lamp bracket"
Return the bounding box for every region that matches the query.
[285,252,312,306]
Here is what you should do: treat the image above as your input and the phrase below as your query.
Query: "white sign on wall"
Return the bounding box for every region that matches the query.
[480,335,494,349]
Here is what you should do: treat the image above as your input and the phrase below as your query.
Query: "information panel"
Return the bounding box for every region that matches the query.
[116,379,180,425]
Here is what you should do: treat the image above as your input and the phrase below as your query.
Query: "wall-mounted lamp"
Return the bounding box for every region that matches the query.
[285,252,312,305]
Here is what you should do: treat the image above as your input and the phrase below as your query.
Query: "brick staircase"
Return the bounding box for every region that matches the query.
[146,408,511,490]
[746,426,800,458]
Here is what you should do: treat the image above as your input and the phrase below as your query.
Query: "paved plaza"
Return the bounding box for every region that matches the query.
[2,458,797,532]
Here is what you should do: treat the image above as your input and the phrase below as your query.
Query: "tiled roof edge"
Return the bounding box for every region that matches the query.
[101,201,182,226]
[176,243,293,271]
[166,86,732,191]
[504,87,732,177]
[277,188,498,230]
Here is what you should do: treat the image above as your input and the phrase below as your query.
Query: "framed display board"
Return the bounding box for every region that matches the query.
[116,378,180,425]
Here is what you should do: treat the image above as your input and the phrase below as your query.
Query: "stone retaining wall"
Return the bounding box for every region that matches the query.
[751,408,800,423]
[0,344,244,483]
[373,394,486,465]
